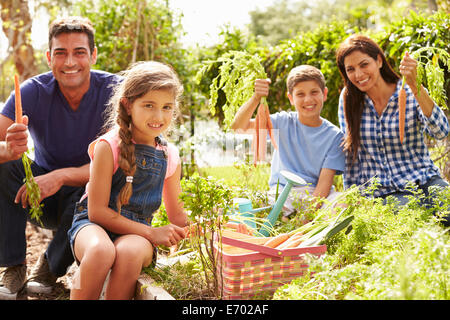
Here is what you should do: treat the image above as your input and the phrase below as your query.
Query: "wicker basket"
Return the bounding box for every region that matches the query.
[215,230,326,300]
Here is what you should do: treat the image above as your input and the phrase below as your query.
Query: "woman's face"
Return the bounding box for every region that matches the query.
[343,50,383,92]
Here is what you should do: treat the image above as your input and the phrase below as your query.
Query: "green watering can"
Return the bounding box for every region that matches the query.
[232,170,307,237]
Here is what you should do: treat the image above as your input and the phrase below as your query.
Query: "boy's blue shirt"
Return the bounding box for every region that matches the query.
[269,111,345,188]
[1,70,121,171]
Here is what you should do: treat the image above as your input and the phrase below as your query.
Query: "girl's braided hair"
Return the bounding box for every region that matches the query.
[105,61,183,213]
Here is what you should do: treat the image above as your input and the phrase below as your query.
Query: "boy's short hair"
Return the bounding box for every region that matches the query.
[286,65,326,95]
[48,16,95,54]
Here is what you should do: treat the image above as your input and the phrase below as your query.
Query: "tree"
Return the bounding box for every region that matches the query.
[73,0,185,74]
[247,0,444,46]
[0,0,37,81]
[248,0,374,45]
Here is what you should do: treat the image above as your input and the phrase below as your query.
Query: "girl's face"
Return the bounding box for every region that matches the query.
[343,50,383,92]
[128,88,175,145]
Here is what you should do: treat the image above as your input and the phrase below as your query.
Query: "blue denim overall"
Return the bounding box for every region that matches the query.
[68,138,168,262]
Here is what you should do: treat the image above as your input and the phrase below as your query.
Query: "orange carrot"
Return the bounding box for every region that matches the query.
[225,221,253,235]
[257,104,267,162]
[14,74,23,124]
[264,103,277,150]
[184,223,203,238]
[263,233,289,248]
[253,107,260,166]
[276,233,303,249]
[236,223,253,235]
[285,238,303,248]
[398,78,406,144]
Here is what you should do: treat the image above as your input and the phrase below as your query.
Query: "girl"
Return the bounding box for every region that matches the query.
[336,34,449,226]
[67,61,188,299]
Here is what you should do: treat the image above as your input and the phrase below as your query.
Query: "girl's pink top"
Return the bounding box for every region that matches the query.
[80,127,180,201]
[88,127,180,178]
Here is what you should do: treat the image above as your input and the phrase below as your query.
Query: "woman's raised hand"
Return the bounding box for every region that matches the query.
[400,52,419,93]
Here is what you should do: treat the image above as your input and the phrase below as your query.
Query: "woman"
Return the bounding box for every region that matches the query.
[336,34,449,226]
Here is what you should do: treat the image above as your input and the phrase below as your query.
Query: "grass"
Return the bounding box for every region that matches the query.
[199,163,271,192]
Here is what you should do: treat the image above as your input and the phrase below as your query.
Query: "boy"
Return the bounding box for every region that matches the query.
[231,65,345,216]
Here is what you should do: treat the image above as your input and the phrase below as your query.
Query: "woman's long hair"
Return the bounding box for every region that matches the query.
[336,34,400,161]
[105,61,183,213]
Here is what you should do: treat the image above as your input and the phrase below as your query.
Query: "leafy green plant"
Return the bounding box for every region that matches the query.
[144,255,210,300]
[195,50,267,129]
[201,163,270,192]
[151,203,169,228]
[410,46,450,109]
[179,173,235,298]
[378,10,450,107]
[22,152,43,225]
[273,185,450,300]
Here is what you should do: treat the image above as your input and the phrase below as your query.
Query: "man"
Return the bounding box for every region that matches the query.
[0,16,121,299]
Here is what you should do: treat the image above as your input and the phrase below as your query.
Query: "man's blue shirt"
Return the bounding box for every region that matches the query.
[1,70,121,171]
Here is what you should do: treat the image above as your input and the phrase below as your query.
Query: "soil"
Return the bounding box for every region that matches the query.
[16,222,76,300]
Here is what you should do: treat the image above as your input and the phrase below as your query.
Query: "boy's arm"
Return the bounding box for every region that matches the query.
[231,79,271,133]
[311,168,336,208]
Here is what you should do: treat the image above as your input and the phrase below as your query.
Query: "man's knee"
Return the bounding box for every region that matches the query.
[0,160,26,200]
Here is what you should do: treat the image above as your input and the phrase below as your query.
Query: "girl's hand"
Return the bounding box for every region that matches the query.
[148,224,186,247]
[254,79,271,100]
[400,52,419,93]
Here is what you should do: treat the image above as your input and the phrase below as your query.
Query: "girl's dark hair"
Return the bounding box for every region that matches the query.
[107,61,183,213]
[336,34,400,161]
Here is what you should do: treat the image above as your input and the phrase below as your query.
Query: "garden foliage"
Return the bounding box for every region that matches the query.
[197,11,449,127]
[273,186,450,300]
[179,173,235,298]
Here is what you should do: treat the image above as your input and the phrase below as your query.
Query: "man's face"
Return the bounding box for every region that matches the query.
[46,32,97,93]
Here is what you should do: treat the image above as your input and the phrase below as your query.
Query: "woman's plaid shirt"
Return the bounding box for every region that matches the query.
[338,79,449,197]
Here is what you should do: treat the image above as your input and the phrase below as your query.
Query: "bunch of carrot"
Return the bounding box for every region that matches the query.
[253,100,278,165]
[398,77,406,144]
[14,74,43,224]
[263,231,304,249]
[184,220,253,239]
[14,75,23,124]
[262,204,354,250]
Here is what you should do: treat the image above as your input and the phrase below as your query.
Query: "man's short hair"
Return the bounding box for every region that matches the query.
[286,65,326,95]
[48,16,95,54]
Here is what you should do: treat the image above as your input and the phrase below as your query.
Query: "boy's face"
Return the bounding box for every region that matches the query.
[287,80,327,126]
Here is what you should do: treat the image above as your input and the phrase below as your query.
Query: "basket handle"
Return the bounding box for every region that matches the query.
[220,236,326,257]
[220,236,284,257]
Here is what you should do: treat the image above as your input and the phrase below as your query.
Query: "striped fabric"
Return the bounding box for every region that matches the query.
[338,79,449,197]
[216,241,326,300]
